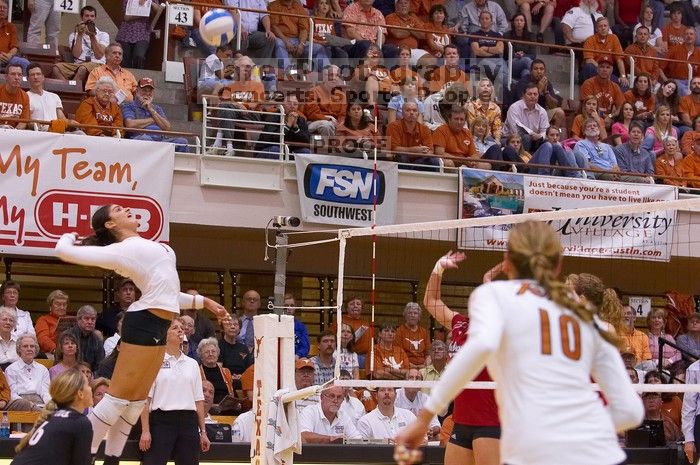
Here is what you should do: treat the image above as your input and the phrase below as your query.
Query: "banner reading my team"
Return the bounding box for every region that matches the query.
[0,129,174,256]
[294,154,398,227]
[457,168,678,261]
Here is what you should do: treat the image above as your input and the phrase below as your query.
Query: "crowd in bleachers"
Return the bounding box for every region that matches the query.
[2,0,700,183]
[1,274,698,449]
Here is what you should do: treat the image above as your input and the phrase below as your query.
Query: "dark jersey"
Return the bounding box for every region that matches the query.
[11,408,92,465]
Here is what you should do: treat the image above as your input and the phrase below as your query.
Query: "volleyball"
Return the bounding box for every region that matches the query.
[199,9,236,47]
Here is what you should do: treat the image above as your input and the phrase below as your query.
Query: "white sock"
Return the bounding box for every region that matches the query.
[87,394,129,454]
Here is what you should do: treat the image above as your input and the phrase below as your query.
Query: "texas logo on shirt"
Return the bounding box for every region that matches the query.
[0,102,23,117]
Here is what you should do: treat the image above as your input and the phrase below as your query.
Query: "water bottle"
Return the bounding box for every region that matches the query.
[0,412,10,439]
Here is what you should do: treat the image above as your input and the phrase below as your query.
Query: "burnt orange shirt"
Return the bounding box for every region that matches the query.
[580,76,625,114]
[0,21,18,53]
[313,18,335,43]
[679,95,700,121]
[268,0,309,39]
[679,152,700,187]
[386,119,433,152]
[655,154,686,186]
[303,85,347,123]
[0,370,9,404]
[681,130,699,156]
[75,96,123,136]
[330,316,372,355]
[0,85,29,127]
[85,65,137,102]
[354,65,393,92]
[394,324,430,366]
[582,33,623,62]
[433,123,476,158]
[385,12,423,49]
[410,0,442,22]
[624,90,655,114]
[366,343,410,375]
[224,80,266,110]
[663,45,700,80]
[662,23,685,47]
[425,23,451,55]
[624,43,660,79]
[429,65,469,93]
[390,66,420,85]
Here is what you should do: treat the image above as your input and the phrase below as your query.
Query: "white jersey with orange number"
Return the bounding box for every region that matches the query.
[425,279,644,465]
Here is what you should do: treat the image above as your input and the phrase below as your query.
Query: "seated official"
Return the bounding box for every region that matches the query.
[356,387,418,440]
[299,386,361,443]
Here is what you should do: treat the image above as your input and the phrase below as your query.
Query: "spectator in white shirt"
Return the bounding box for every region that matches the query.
[0,308,18,370]
[503,83,549,152]
[232,409,254,442]
[0,280,35,339]
[198,46,234,101]
[299,386,362,443]
[26,63,82,133]
[5,334,50,410]
[52,5,110,82]
[357,387,418,441]
[395,369,441,440]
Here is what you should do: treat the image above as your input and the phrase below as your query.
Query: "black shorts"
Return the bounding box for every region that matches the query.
[449,424,501,449]
[121,310,172,347]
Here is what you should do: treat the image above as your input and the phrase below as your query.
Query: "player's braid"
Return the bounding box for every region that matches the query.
[509,222,620,347]
[15,401,57,453]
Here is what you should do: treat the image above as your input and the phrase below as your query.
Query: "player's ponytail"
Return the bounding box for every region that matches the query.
[81,204,117,246]
[15,369,88,453]
[507,221,619,347]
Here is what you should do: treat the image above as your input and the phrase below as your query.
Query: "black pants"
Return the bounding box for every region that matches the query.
[142,410,199,465]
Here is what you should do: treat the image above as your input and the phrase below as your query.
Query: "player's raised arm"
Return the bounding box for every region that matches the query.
[423,251,465,329]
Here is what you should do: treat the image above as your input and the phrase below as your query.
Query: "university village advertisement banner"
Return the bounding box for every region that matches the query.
[457,168,678,261]
[0,129,174,256]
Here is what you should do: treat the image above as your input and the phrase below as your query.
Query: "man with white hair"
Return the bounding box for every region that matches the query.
[299,386,361,443]
[561,0,603,46]
[85,43,137,103]
[75,76,124,136]
[5,334,50,411]
[395,303,430,368]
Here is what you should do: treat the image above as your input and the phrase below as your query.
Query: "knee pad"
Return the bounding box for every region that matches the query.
[91,394,129,427]
[121,399,147,426]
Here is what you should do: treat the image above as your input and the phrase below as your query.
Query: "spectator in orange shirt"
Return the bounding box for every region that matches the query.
[659,27,700,96]
[0,0,29,74]
[84,43,137,103]
[75,77,124,136]
[427,44,470,94]
[579,55,625,125]
[394,302,430,368]
[219,55,266,156]
[424,5,451,61]
[268,0,329,71]
[681,115,700,155]
[0,63,28,129]
[571,95,608,141]
[624,72,655,123]
[366,322,409,380]
[624,27,660,85]
[386,101,439,170]
[655,137,687,187]
[34,290,69,355]
[680,133,700,188]
[385,0,428,63]
[304,65,347,137]
[330,296,372,365]
[679,77,700,128]
[434,105,492,168]
[661,4,685,49]
[581,17,627,87]
[352,44,393,104]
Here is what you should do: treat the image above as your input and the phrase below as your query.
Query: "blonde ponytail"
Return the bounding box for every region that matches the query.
[508,221,620,347]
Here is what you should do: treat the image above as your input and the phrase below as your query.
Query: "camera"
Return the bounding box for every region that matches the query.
[84,20,96,35]
[272,216,301,228]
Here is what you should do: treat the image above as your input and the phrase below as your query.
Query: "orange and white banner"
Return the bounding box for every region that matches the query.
[0,129,174,256]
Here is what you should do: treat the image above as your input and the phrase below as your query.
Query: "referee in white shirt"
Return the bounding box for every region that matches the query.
[139,318,210,464]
